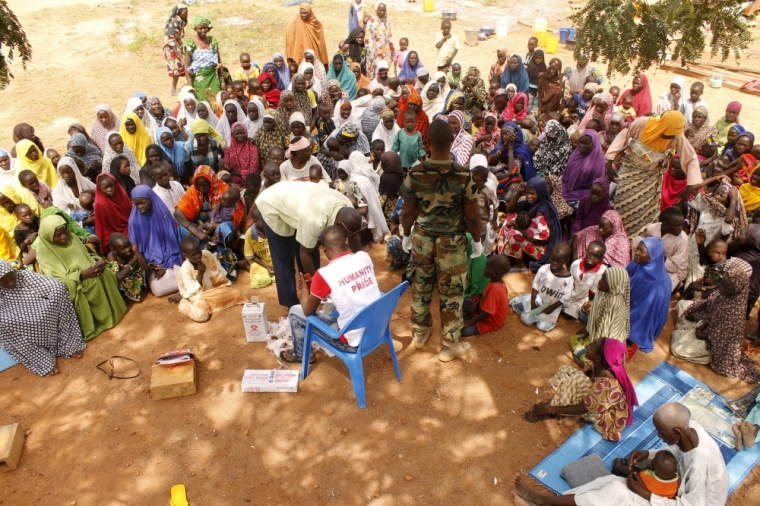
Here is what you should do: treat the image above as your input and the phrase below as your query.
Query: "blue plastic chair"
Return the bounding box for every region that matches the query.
[301,281,408,408]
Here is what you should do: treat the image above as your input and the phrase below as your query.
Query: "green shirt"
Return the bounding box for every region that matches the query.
[465,233,488,297]
[398,159,479,235]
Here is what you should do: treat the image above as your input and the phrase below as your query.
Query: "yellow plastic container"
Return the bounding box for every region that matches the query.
[423,0,434,13]
[535,31,549,47]
[546,35,560,54]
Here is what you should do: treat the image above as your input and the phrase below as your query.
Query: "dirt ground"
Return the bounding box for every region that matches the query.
[2,0,760,504]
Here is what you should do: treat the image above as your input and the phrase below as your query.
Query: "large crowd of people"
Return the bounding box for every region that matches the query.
[1,2,758,502]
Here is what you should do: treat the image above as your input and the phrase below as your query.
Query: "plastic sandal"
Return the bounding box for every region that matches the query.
[169,484,189,506]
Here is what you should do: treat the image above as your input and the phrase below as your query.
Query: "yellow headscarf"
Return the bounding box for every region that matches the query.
[119,112,153,166]
[0,185,42,257]
[190,119,226,148]
[14,139,58,188]
[740,181,760,212]
[639,111,685,152]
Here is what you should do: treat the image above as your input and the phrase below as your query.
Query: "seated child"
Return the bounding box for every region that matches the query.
[683,237,727,301]
[210,187,242,228]
[385,198,410,271]
[387,76,402,101]
[262,161,281,189]
[45,149,61,167]
[106,233,151,302]
[471,165,498,254]
[18,170,53,208]
[563,240,607,319]
[279,226,382,364]
[740,169,760,215]
[608,86,620,110]
[244,207,274,289]
[573,83,597,119]
[462,254,511,337]
[172,236,248,322]
[69,192,96,234]
[247,78,262,102]
[217,170,233,186]
[13,203,39,269]
[724,144,760,187]
[619,93,636,123]
[509,243,574,332]
[309,164,327,185]
[613,451,680,499]
[642,207,689,291]
[528,137,541,155]
[474,114,500,154]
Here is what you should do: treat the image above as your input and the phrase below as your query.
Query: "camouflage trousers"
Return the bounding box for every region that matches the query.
[406,230,468,343]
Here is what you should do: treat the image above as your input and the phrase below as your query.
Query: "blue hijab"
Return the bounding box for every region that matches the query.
[489,122,535,181]
[155,127,186,177]
[127,185,183,269]
[626,237,671,352]
[721,124,746,157]
[500,55,530,93]
[519,177,562,273]
[271,52,291,91]
[326,53,358,100]
[399,51,424,82]
[726,131,754,162]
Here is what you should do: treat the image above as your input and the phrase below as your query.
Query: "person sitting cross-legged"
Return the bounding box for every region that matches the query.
[280,226,382,364]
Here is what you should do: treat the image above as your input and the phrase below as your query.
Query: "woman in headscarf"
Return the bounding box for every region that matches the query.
[217,100,254,145]
[626,237,671,353]
[333,98,360,130]
[276,91,303,135]
[503,92,529,123]
[342,27,367,74]
[102,132,141,186]
[163,4,188,95]
[372,108,400,152]
[320,79,349,111]
[155,126,187,180]
[398,51,424,83]
[94,173,132,254]
[378,151,404,219]
[500,55,530,93]
[0,185,42,258]
[183,16,222,103]
[497,177,561,273]
[52,157,96,213]
[683,106,718,151]
[655,76,687,115]
[421,81,446,122]
[194,101,219,130]
[715,101,742,146]
[606,111,700,237]
[448,111,473,166]
[119,112,153,167]
[546,175,573,220]
[525,338,637,442]
[0,260,86,376]
[0,148,18,187]
[185,119,225,173]
[254,109,289,167]
[488,122,534,200]
[447,62,463,89]
[578,92,615,131]
[683,258,760,382]
[128,185,184,297]
[363,3,393,78]
[575,210,631,268]
[326,53,358,101]
[68,124,99,151]
[570,267,631,367]
[489,48,509,82]
[360,96,386,141]
[257,72,281,108]
[285,5,329,65]
[290,73,315,127]
[347,152,388,242]
[396,92,429,147]
[570,179,611,238]
[564,53,604,97]
[326,121,371,156]
[600,112,626,154]
[10,124,44,159]
[67,133,102,177]
[537,58,565,122]
[562,131,607,204]
[270,52,291,91]
[525,49,547,87]
[14,139,58,188]
[304,49,328,93]
[111,156,138,197]
[617,74,653,117]
[36,215,126,340]
[225,122,260,186]
[460,66,487,112]
[532,120,573,178]
[174,166,230,243]
[349,62,370,93]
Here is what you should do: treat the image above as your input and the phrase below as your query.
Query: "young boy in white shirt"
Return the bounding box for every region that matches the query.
[563,240,607,319]
[510,243,574,332]
[435,20,460,72]
[280,226,382,363]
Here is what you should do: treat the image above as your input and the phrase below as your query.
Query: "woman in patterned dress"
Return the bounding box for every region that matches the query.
[0,260,86,376]
[363,3,393,79]
[163,4,189,96]
[183,17,223,104]
[524,338,638,442]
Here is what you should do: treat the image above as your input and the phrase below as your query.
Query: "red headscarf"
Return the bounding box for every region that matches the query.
[661,155,687,210]
[617,73,652,118]
[396,87,429,147]
[224,122,260,185]
[503,92,529,122]
[603,338,638,424]
[94,172,132,254]
[175,165,229,222]
[258,73,282,108]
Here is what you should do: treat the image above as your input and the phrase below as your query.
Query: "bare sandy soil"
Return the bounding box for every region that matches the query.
[1,0,760,505]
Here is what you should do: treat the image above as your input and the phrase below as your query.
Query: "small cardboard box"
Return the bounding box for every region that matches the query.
[0,423,25,472]
[242,297,269,342]
[241,369,300,393]
[150,361,196,400]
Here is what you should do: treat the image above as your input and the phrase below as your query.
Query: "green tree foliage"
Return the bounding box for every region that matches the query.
[570,0,752,77]
[0,0,31,90]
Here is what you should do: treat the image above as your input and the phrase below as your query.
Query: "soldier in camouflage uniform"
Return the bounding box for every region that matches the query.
[398,120,483,362]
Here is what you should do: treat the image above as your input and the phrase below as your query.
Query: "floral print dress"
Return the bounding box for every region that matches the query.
[497,213,549,260]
